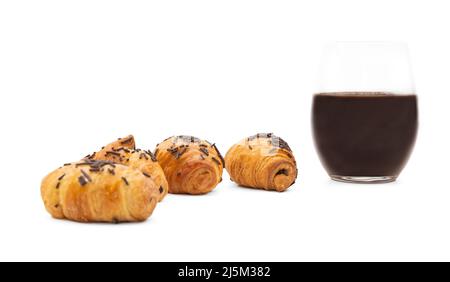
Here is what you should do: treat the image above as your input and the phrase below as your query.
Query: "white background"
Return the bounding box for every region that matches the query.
[1,0,449,262]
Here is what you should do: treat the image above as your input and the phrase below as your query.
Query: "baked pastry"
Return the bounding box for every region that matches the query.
[41,159,159,223]
[85,135,136,156]
[225,133,297,192]
[88,135,169,202]
[155,135,224,195]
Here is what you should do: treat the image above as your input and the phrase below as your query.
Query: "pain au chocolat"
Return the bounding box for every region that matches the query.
[225,133,297,192]
[155,135,224,195]
[88,135,169,202]
[41,135,166,223]
[41,159,159,223]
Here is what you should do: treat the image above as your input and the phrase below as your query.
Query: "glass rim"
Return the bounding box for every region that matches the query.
[324,40,408,47]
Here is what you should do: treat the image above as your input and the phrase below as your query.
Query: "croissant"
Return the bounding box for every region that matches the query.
[41,159,159,223]
[88,135,169,202]
[225,133,297,192]
[155,135,224,195]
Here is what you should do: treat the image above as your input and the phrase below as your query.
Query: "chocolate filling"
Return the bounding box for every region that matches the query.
[276,169,289,176]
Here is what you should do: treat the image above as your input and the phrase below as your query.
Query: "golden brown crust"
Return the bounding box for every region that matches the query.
[155,135,224,195]
[83,134,135,160]
[41,160,159,223]
[87,135,169,202]
[106,135,136,151]
[225,133,297,192]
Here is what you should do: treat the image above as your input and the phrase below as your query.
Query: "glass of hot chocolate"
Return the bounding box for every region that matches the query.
[312,42,418,183]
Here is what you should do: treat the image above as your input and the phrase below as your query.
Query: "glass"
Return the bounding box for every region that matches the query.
[312,42,418,183]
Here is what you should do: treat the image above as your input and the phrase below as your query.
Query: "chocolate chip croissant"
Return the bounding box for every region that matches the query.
[87,135,169,202]
[155,135,224,195]
[225,133,297,192]
[41,160,159,223]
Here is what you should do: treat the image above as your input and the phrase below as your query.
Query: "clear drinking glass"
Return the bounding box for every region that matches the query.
[312,42,418,183]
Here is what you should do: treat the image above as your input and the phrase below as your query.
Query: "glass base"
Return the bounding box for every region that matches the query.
[330,175,397,184]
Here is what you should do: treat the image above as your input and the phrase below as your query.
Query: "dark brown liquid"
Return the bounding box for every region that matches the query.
[312,92,418,177]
